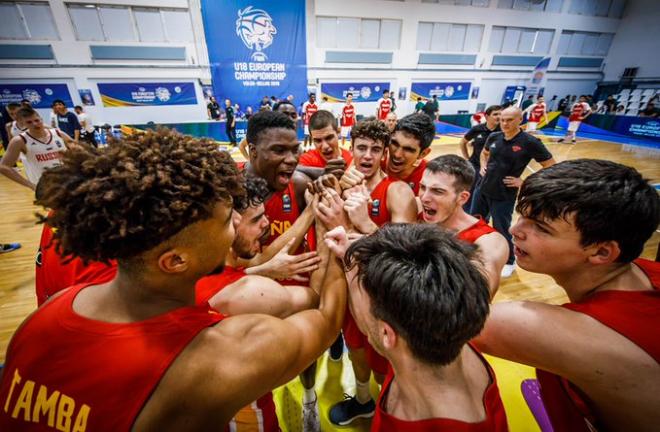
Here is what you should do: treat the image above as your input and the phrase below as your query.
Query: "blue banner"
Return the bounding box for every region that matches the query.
[98,82,197,107]
[410,82,471,101]
[320,82,390,103]
[0,84,73,108]
[201,0,308,112]
[583,114,660,141]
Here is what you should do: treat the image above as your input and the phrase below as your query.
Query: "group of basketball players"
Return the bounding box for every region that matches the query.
[0,95,658,432]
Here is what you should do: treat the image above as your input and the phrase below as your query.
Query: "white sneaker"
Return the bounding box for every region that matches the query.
[302,396,321,432]
[501,264,516,278]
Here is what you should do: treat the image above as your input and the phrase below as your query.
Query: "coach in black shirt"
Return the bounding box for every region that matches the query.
[460,105,502,211]
[224,98,237,146]
[472,107,555,278]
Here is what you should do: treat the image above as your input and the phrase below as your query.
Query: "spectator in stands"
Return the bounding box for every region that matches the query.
[604,95,617,113]
[640,101,659,118]
[615,105,626,116]
[260,96,271,110]
[207,96,221,120]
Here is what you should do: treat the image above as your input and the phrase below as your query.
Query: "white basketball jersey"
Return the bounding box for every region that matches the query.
[10,121,26,138]
[20,128,66,184]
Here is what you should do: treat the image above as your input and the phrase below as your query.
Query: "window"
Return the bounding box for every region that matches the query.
[567,0,626,17]
[489,26,555,54]
[422,0,490,6]
[67,4,194,43]
[498,0,564,12]
[417,22,483,52]
[316,17,401,49]
[0,2,58,40]
[99,6,135,41]
[558,30,614,56]
[134,8,165,42]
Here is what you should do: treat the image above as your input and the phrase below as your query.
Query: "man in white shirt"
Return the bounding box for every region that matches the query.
[75,105,97,146]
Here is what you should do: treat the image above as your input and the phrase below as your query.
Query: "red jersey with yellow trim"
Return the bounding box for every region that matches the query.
[457,219,497,244]
[528,103,546,123]
[35,221,117,306]
[194,267,281,432]
[569,102,591,122]
[371,344,508,432]
[302,101,318,125]
[298,148,353,168]
[378,98,393,120]
[537,258,660,432]
[342,103,356,127]
[263,181,301,248]
[0,283,224,432]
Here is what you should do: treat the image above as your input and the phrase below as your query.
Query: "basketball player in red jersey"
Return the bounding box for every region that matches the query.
[474,159,660,432]
[0,129,347,431]
[326,224,508,431]
[524,95,548,133]
[298,110,352,173]
[376,89,392,121]
[341,113,436,196]
[196,176,320,432]
[558,95,591,143]
[243,110,326,430]
[0,107,74,191]
[302,93,318,150]
[328,119,418,426]
[419,155,508,296]
[340,92,356,147]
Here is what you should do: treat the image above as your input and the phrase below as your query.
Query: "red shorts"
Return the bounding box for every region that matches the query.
[342,307,389,376]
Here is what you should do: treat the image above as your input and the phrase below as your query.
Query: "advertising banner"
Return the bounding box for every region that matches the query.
[525,57,551,99]
[98,82,197,107]
[201,0,308,110]
[0,84,73,108]
[410,82,471,101]
[320,82,391,103]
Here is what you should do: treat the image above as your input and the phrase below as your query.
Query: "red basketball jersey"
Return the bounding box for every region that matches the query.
[195,266,247,305]
[36,221,117,306]
[400,159,427,196]
[303,102,318,125]
[298,148,353,168]
[371,344,508,431]
[368,176,396,227]
[528,103,546,122]
[537,258,660,432]
[569,102,590,122]
[0,283,224,431]
[342,104,356,127]
[457,218,497,244]
[378,98,392,120]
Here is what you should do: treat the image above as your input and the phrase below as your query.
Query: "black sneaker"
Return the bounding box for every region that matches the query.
[329,333,344,362]
[557,138,565,143]
[329,394,376,426]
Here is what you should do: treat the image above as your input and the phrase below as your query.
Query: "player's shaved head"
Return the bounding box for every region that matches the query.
[501,106,523,120]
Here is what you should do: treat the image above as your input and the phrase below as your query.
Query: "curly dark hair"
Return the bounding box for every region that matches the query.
[246,110,295,146]
[234,175,270,212]
[36,128,244,264]
[350,119,391,146]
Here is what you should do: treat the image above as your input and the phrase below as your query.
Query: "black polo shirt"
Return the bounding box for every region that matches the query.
[225,106,235,124]
[463,123,500,170]
[55,111,81,138]
[480,130,552,201]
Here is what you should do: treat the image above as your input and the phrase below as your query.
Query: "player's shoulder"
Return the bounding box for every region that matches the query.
[388,178,415,197]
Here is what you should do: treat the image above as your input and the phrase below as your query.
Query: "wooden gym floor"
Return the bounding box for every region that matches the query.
[0,135,658,431]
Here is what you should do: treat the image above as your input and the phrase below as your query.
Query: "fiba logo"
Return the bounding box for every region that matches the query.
[155,87,171,102]
[236,6,277,62]
[22,89,41,105]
